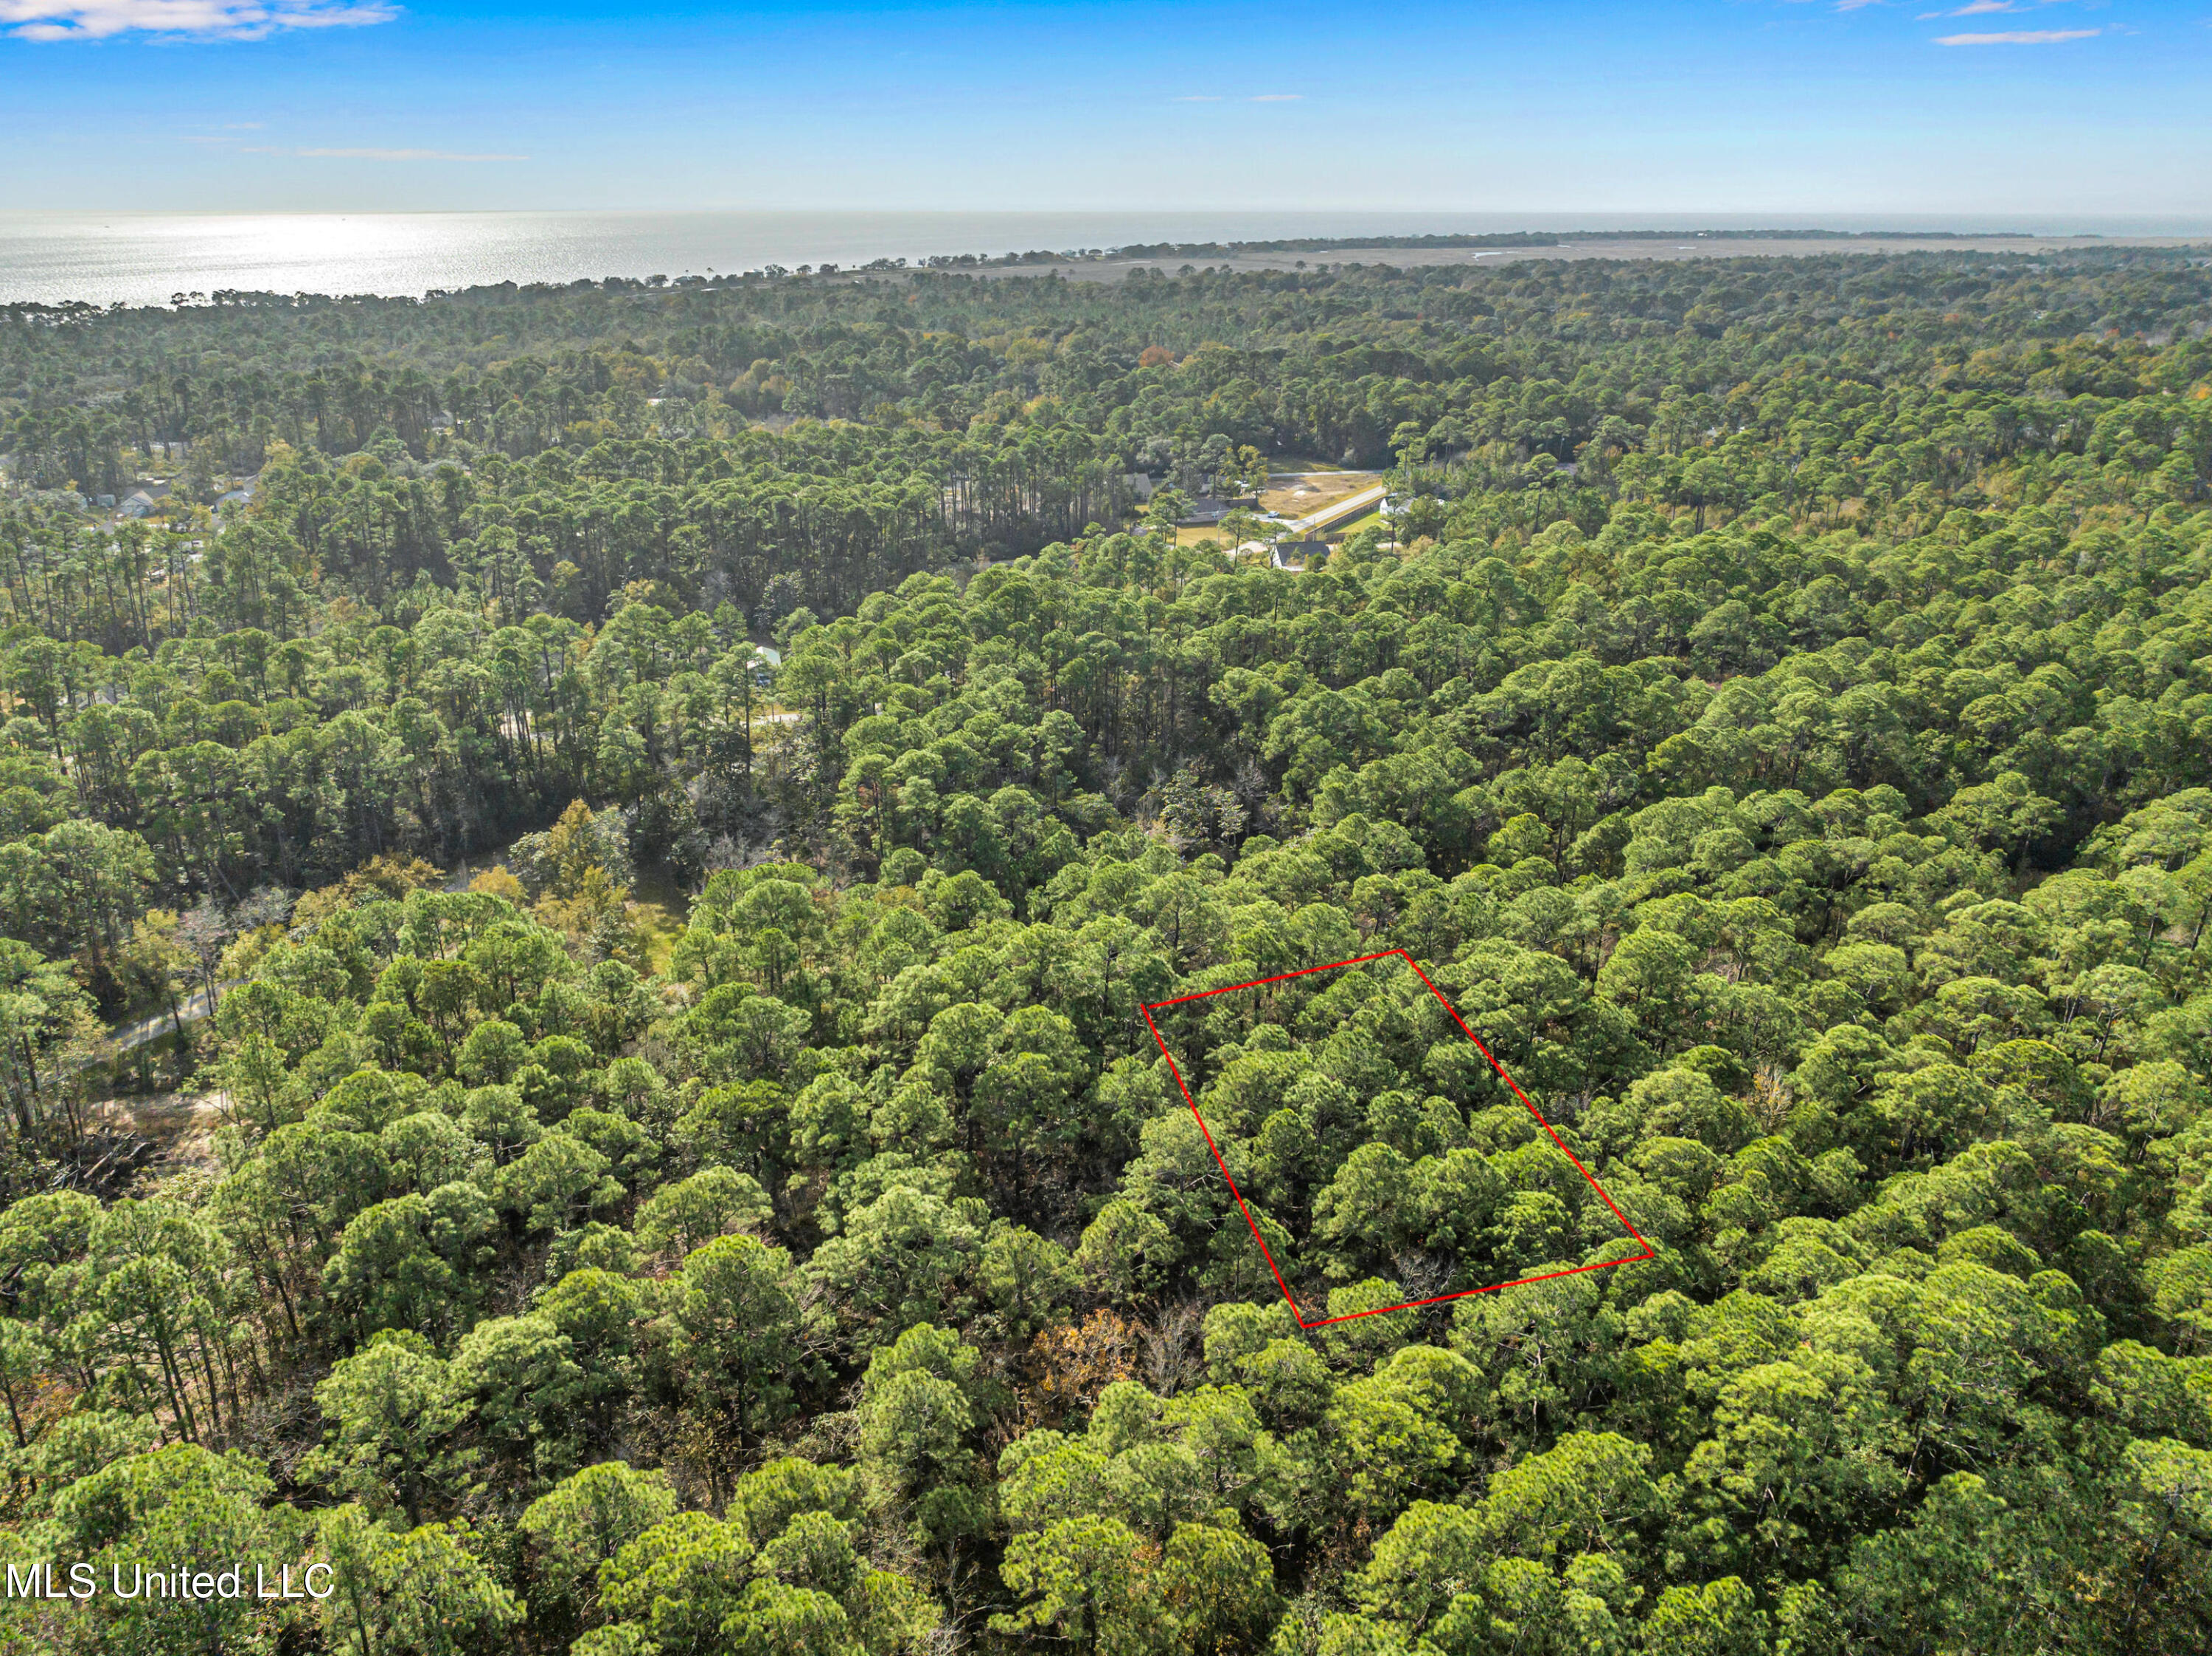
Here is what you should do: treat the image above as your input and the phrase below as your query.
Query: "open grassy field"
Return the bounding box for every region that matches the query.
[1259,471,1382,518]
[1260,456,1352,474]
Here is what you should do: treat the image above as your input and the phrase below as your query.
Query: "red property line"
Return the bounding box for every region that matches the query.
[1138,947,1655,1329]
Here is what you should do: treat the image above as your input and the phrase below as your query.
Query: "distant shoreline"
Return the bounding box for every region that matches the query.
[957,233,2212,285]
[5,209,2210,310]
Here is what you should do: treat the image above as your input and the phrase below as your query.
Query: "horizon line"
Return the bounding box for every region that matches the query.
[7,207,2212,225]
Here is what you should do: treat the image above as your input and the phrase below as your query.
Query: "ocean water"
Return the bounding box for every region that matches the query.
[6,209,2211,309]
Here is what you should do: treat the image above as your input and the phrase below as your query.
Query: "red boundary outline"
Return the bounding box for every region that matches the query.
[1138,947,1655,1329]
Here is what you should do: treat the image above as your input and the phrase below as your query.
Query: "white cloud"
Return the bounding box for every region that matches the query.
[2,1,396,41]
[1250,94,1301,102]
[289,146,528,160]
[1915,0,2094,15]
[1868,0,2089,13]
[1936,27,2098,42]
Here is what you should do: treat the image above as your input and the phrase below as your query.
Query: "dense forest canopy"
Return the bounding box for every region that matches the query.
[1,244,2210,1655]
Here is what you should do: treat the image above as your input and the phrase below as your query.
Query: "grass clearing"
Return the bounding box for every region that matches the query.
[1259,471,1382,518]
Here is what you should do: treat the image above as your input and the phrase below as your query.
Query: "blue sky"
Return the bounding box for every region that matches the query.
[1,0,2206,215]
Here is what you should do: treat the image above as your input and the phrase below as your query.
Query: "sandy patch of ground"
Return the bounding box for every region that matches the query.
[84,1090,229,1185]
[1259,472,1381,517]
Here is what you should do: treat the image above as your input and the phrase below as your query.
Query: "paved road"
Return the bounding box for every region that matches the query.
[110,984,225,1053]
[1276,481,1390,537]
